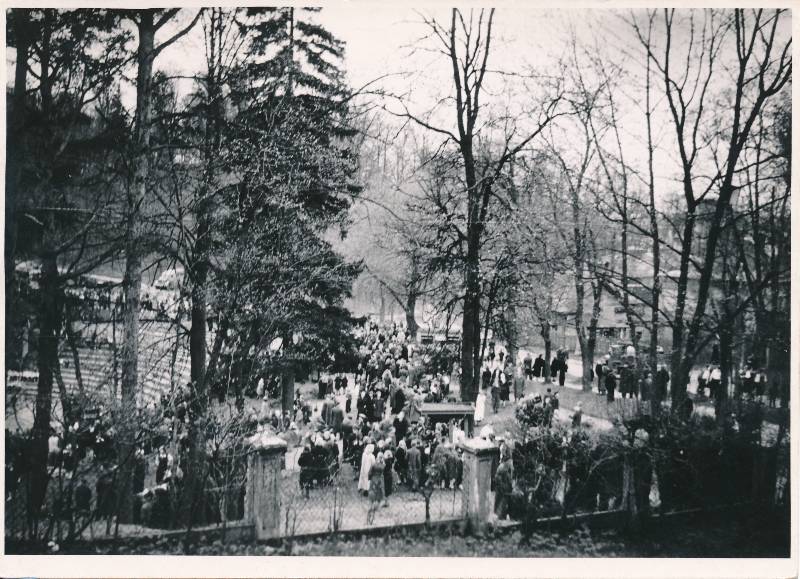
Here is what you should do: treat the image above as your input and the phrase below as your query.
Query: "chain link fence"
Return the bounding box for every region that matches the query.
[279,459,463,537]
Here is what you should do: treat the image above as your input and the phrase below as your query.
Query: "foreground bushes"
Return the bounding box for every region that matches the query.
[508,401,787,526]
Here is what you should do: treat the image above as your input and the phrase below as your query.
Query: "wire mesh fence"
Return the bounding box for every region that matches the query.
[278,460,463,537]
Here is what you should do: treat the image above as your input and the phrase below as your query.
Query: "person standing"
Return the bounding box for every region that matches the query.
[331,399,345,434]
[595,360,605,394]
[755,369,768,401]
[618,365,630,399]
[373,390,385,422]
[523,353,533,380]
[393,411,409,444]
[481,363,493,391]
[367,452,387,523]
[493,446,514,521]
[698,366,710,398]
[256,377,265,399]
[391,382,406,415]
[383,445,395,498]
[571,403,583,429]
[395,439,408,485]
[550,356,560,383]
[709,366,722,401]
[321,395,335,426]
[641,371,653,402]
[475,388,487,423]
[513,365,526,401]
[605,369,617,402]
[533,354,544,381]
[298,441,315,498]
[491,371,500,414]
[407,440,422,491]
[655,365,669,406]
[558,358,568,387]
[358,443,375,496]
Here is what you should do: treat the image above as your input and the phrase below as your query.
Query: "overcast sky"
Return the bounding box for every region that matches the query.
[6,6,789,211]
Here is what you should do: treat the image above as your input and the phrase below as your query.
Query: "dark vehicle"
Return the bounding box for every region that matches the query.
[607,343,667,371]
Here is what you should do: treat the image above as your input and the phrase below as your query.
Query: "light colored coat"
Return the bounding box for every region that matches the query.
[358,444,375,492]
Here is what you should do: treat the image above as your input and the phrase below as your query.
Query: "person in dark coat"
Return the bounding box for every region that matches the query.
[394,439,408,484]
[373,390,385,422]
[595,361,605,393]
[619,365,630,398]
[298,442,315,497]
[357,390,373,423]
[321,396,335,425]
[95,471,116,518]
[317,375,328,400]
[75,479,92,517]
[558,359,567,387]
[490,372,500,414]
[533,355,545,379]
[605,369,617,402]
[641,371,653,402]
[383,448,395,497]
[393,411,409,444]
[523,353,533,379]
[550,357,560,381]
[654,366,669,405]
[481,365,493,390]
[331,400,345,434]
[500,364,512,403]
[155,447,169,484]
[392,386,406,415]
[407,440,422,491]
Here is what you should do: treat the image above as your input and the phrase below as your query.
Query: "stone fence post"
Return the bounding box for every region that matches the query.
[244,433,287,540]
[459,437,499,532]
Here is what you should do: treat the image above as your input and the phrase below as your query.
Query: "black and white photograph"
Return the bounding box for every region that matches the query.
[1,2,795,575]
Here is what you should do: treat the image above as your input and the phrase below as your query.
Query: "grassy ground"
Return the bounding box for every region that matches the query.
[59,506,789,557]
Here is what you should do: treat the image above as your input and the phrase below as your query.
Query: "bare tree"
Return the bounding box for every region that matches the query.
[630,9,791,405]
[541,69,607,391]
[388,8,563,401]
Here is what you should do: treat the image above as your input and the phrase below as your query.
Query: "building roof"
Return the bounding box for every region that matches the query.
[419,402,475,416]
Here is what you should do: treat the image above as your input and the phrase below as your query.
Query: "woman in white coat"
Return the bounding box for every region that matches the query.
[358,443,375,496]
[475,388,487,423]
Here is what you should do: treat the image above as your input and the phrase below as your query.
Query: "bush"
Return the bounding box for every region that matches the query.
[508,399,780,527]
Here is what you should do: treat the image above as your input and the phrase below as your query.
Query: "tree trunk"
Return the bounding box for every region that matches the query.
[646,128,661,376]
[6,9,31,382]
[621,449,639,531]
[620,217,639,353]
[281,367,295,418]
[378,284,386,324]
[717,317,733,425]
[461,250,481,402]
[31,252,62,520]
[118,10,156,524]
[541,320,552,384]
[181,123,213,529]
[505,302,519,370]
[405,291,418,339]
[64,309,84,393]
[669,209,696,406]
[584,281,602,390]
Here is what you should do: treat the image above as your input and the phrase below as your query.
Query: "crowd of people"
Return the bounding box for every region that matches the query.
[593,355,670,404]
[17,315,787,535]
[290,320,468,518]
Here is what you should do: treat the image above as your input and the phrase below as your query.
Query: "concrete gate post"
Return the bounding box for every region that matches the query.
[459,437,499,532]
[245,433,287,540]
